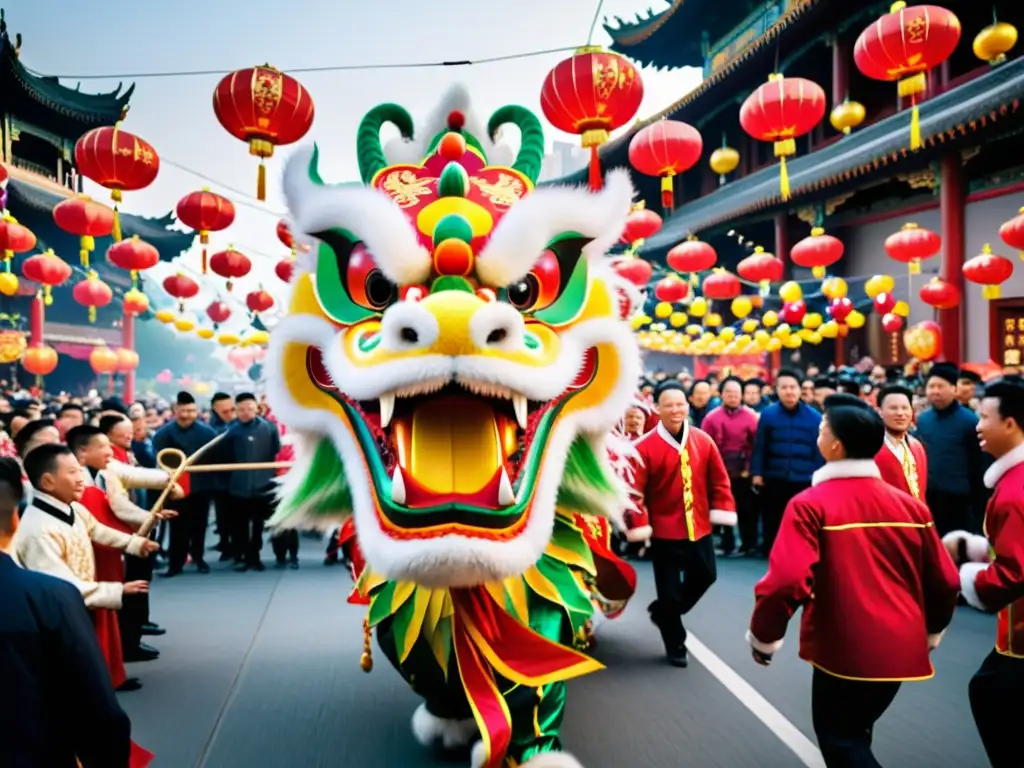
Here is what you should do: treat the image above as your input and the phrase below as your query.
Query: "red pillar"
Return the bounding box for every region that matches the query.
[29,293,44,346]
[832,36,849,106]
[122,310,136,403]
[939,153,965,362]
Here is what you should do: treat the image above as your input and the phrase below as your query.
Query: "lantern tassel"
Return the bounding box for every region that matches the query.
[257,162,267,202]
[360,615,373,672]
[909,102,922,151]
[43,285,52,307]
[779,155,791,201]
[660,174,675,213]
[80,235,94,268]
[909,258,922,275]
[130,270,139,290]
[88,306,96,324]
[587,146,602,191]
[202,247,208,274]
[984,284,1001,300]
[111,208,122,242]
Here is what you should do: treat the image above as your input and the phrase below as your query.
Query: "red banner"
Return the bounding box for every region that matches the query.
[693,354,768,381]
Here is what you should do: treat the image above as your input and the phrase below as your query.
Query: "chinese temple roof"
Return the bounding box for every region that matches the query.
[640,57,1024,253]
[0,11,133,131]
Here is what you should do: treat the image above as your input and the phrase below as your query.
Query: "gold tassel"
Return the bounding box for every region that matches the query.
[202,247,208,274]
[812,266,825,278]
[984,284,1001,300]
[909,259,921,275]
[779,155,791,201]
[112,208,122,242]
[909,103,922,151]
[257,162,267,202]
[43,285,53,306]
[88,306,96,323]
[360,616,373,673]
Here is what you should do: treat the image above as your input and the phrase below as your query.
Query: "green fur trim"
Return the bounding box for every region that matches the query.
[487,105,545,183]
[555,435,618,517]
[271,438,352,525]
[357,103,415,184]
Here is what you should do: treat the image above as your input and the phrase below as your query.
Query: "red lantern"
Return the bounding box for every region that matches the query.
[881,313,904,334]
[74,124,160,241]
[611,258,653,287]
[781,301,807,325]
[790,227,844,279]
[277,220,294,250]
[246,289,274,315]
[628,120,703,211]
[106,235,160,291]
[209,247,252,291]
[275,259,295,283]
[21,250,72,306]
[620,206,662,247]
[654,275,690,303]
[904,321,942,361]
[828,297,855,322]
[22,345,58,376]
[206,300,232,327]
[540,47,644,190]
[213,66,315,200]
[854,3,961,150]
[999,206,1024,261]
[702,270,741,301]
[963,243,1014,299]
[114,348,139,374]
[739,74,826,200]
[163,273,200,311]
[176,188,236,273]
[0,213,36,260]
[873,292,898,315]
[52,195,114,268]
[919,277,961,310]
[122,288,149,316]
[72,272,114,323]
[89,346,120,376]
[737,247,784,287]
[666,238,717,273]
[884,223,942,274]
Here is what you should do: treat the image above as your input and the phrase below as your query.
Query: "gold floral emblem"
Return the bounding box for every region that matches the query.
[381,170,436,208]
[471,173,525,208]
[253,70,284,116]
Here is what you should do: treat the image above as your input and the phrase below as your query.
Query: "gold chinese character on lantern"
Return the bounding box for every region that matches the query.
[1006,334,1016,348]
[1006,349,1022,366]
[906,17,927,44]
[1006,319,1016,331]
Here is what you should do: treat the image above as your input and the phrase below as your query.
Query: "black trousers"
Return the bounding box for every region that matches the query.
[272,529,299,562]
[969,650,1024,767]
[213,491,235,553]
[648,536,716,654]
[732,476,759,553]
[926,489,975,537]
[167,492,211,571]
[119,551,153,652]
[761,480,810,554]
[232,493,275,564]
[812,668,901,768]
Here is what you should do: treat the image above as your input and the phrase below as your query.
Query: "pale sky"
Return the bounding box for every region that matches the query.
[14,0,701,333]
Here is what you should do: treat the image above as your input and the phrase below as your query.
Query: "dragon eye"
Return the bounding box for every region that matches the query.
[507,275,540,310]
[503,250,561,314]
[346,243,398,312]
[311,228,396,324]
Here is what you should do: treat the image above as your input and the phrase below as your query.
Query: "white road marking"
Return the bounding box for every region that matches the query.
[687,633,827,768]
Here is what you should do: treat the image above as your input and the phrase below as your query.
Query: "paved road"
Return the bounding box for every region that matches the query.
[119,540,991,768]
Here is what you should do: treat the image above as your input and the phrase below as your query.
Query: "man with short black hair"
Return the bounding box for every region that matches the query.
[874,385,929,499]
[13,418,59,459]
[208,392,237,561]
[153,392,219,576]
[748,394,960,767]
[0,455,137,768]
[57,403,85,439]
[957,369,982,409]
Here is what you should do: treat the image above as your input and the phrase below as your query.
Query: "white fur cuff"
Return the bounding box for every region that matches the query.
[967,535,991,563]
[927,630,945,651]
[746,629,783,655]
[124,535,145,558]
[710,509,738,527]
[959,562,990,612]
[411,704,477,750]
[941,530,971,548]
[625,525,653,543]
[519,751,586,768]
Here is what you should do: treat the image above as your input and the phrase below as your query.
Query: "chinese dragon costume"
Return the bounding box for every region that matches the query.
[266,86,641,768]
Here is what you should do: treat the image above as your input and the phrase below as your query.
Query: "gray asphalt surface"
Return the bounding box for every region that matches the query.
[118,541,991,768]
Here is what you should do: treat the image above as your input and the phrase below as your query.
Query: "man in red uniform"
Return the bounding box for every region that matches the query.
[947,376,1024,768]
[747,394,960,767]
[874,384,929,500]
[628,381,735,667]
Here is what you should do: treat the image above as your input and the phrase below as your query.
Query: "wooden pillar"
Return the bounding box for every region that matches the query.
[939,153,965,362]
[122,310,136,403]
[774,212,790,264]
[832,35,850,106]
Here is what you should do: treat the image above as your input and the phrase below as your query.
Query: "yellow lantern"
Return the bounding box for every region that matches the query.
[761,310,779,327]
[218,332,241,346]
[892,301,910,318]
[773,323,792,339]
[779,280,803,303]
[830,100,866,135]
[741,318,759,333]
[654,301,673,319]
[689,297,708,317]
[846,310,866,329]
[730,296,753,318]
[630,314,650,330]
[707,340,725,355]
[719,327,736,342]
[174,314,197,333]
[685,324,702,336]
[669,311,688,328]
[974,21,1017,65]
[819,320,840,339]
[709,145,740,184]
[155,309,175,324]
[864,274,895,299]
[821,277,848,299]
[0,273,18,296]
[807,331,822,345]
[700,331,716,343]
[705,312,723,327]
[783,335,803,349]
[247,330,271,345]
[196,328,215,340]
[802,312,823,330]
[194,381,212,395]
[754,329,770,344]
[766,337,782,352]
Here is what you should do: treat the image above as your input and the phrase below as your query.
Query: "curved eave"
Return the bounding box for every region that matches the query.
[640,58,1024,252]
[546,0,826,188]
[604,0,704,70]
[2,33,134,125]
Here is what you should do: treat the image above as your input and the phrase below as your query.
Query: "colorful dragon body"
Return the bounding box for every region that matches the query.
[266,86,641,768]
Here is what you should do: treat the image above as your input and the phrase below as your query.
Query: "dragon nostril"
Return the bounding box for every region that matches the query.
[400,327,419,344]
[486,328,507,345]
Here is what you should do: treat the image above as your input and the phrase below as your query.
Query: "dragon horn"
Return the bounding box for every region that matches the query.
[356,103,415,184]
[487,105,545,184]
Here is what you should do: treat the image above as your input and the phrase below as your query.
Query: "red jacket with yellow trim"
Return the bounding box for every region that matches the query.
[748,460,960,681]
[959,456,1024,658]
[874,436,928,500]
[628,422,736,542]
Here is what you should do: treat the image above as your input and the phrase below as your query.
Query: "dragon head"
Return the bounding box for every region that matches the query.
[267,88,641,588]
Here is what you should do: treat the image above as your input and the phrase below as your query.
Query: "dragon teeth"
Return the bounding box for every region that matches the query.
[379,393,395,428]
[498,467,516,506]
[513,394,528,430]
[391,467,406,505]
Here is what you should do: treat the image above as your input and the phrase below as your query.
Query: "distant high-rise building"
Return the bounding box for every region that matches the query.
[539,141,587,182]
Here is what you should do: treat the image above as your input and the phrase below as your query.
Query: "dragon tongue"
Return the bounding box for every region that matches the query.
[395,395,502,498]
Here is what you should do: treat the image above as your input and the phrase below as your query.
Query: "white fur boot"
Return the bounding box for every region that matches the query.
[412,703,477,750]
[470,741,585,768]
